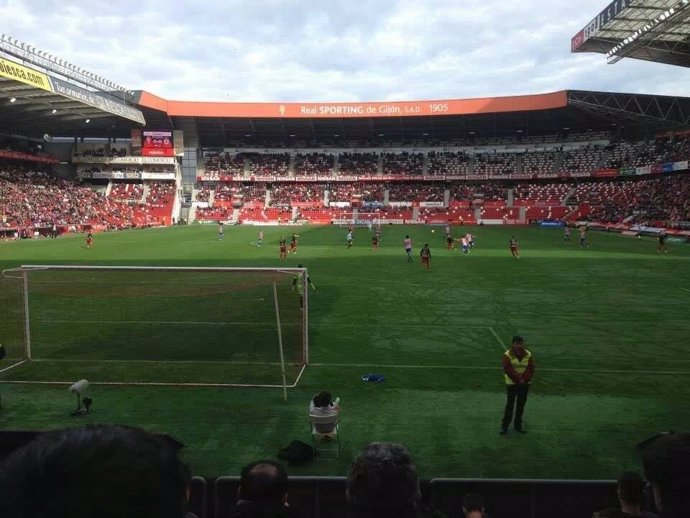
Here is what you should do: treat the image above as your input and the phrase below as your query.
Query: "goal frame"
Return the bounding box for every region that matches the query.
[1,265,310,399]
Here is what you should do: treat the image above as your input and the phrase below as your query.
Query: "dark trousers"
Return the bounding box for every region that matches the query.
[502,384,529,429]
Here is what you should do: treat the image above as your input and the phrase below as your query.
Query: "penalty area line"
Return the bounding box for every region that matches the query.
[488,327,505,350]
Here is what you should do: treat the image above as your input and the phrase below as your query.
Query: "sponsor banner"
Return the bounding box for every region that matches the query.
[467,175,487,180]
[295,175,324,182]
[599,0,632,27]
[592,168,618,178]
[662,163,674,173]
[636,165,652,175]
[571,29,585,51]
[630,224,664,235]
[141,172,175,180]
[652,164,663,174]
[329,202,351,208]
[387,202,413,208]
[194,202,209,209]
[125,171,141,179]
[0,56,52,91]
[142,147,175,157]
[50,77,145,124]
[74,155,176,165]
[445,175,467,180]
[0,149,58,163]
[577,0,632,46]
[419,201,445,208]
[619,167,636,176]
[540,221,565,227]
[92,171,124,179]
[143,157,176,165]
[673,161,688,171]
[153,91,568,119]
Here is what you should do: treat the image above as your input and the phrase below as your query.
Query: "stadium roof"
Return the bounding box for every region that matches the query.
[132,90,690,146]
[571,0,690,67]
[0,48,144,139]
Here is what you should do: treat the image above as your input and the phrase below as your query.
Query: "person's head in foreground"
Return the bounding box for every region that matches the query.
[0,423,191,518]
[462,493,485,518]
[238,460,288,505]
[347,442,421,518]
[643,432,690,518]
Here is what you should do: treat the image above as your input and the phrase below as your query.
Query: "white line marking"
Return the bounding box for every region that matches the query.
[31,358,303,366]
[489,327,505,350]
[0,359,28,374]
[309,362,690,375]
[34,320,497,330]
[0,380,294,388]
[34,320,297,326]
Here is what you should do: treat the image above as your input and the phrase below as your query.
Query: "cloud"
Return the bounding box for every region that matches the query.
[2,0,689,102]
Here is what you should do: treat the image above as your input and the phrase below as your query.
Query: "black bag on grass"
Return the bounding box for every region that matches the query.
[278,440,313,465]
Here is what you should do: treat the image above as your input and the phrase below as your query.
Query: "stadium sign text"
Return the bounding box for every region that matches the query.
[574,0,633,49]
[0,57,52,91]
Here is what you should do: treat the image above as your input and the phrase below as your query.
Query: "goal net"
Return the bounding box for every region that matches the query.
[0,265,309,398]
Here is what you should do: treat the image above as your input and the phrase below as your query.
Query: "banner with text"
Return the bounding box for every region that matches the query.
[0,57,52,91]
[50,77,145,124]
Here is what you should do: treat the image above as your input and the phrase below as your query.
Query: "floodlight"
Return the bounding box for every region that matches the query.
[51,109,57,114]
[85,119,91,123]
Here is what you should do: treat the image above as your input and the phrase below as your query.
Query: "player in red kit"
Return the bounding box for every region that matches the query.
[420,243,431,271]
[279,237,287,260]
[85,232,93,249]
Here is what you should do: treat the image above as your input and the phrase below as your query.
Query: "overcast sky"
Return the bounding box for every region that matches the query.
[2,0,689,102]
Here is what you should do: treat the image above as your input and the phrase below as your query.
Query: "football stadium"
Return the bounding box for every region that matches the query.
[1,1,690,517]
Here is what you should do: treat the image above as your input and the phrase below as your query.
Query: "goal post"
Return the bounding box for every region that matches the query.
[0,265,310,397]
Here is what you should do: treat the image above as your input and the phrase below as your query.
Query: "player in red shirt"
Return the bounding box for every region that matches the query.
[420,243,431,271]
[85,232,93,249]
[279,237,287,260]
[290,232,299,254]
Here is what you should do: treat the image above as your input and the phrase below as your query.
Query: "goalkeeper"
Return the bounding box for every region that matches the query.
[292,264,316,310]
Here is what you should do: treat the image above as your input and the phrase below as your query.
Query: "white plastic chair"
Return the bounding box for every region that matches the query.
[308,413,340,459]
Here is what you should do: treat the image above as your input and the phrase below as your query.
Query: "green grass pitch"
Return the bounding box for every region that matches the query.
[0,224,689,480]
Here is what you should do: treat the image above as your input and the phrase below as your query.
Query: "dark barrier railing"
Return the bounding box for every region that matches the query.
[190,476,620,518]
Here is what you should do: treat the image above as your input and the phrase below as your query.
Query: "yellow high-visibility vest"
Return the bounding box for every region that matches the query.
[504,349,532,385]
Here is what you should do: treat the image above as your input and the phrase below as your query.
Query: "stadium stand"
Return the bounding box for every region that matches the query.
[427,150,471,176]
[338,152,379,176]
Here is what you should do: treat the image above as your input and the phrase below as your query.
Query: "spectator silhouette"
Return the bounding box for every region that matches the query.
[347,442,421,518]
[643,432,690,518]
[0,423,193,518]
[593,471,659,518]
[229,460,297,518]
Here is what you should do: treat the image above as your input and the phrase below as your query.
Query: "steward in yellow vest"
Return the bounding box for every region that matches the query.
[500,335,535,435]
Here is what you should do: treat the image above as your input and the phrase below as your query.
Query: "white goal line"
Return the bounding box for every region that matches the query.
[33,319,301,326]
